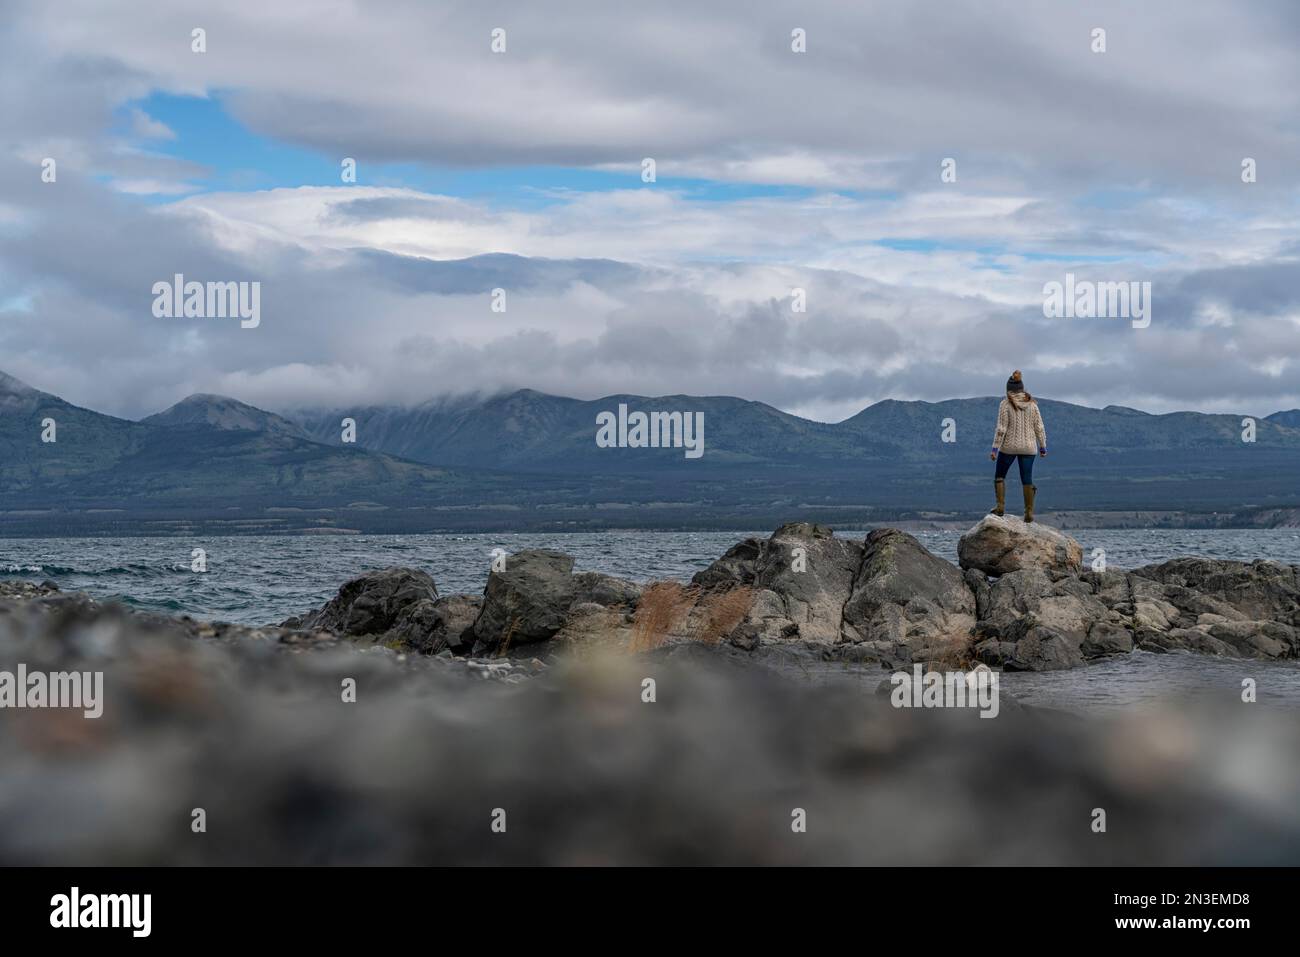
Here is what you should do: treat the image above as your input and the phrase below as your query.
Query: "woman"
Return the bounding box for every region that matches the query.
[989,370,1047,522]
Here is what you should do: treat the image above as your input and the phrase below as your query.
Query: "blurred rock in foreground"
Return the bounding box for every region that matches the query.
[1,581,1298,865]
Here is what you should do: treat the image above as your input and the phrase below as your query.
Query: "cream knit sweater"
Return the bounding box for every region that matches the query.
[992,394,1047,455]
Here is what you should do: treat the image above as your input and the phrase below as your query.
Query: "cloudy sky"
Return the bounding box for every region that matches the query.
[1,0,1298,421]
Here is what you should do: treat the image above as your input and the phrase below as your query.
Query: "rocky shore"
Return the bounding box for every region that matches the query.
[1,520,1298,865]
[276,517,1299,673]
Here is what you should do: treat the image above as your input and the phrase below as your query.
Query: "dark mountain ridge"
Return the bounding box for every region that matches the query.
[292,388,1300,471]
[2,370,1299,533]
[143,393,310,439]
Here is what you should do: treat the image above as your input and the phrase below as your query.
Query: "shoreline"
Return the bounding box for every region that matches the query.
[5,525,1300,638]
[2,510,1300,539]
[2,518,1298,680]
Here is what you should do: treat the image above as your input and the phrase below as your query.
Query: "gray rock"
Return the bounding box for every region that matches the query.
[432,594,483,651]
[0,580,60,600]
[383,598,445,654]
[973,568,1054,640]
[282,568,489,656]
[283,566,464,654]
[1204,619,1293,659]
[686,523,1300,671]
[697,523,862,646]
[840,528,977,665]
[1081,620,1135,658]
[964,557,1299,669]
[471,551,641,653]
[573,571,643,608]
[1004,625,1085,671]
[957,515,1083,576]
[1139,628,1237,657]
[472,549,578,650]
[727,621,762,650]
[1132,558,1300,627]
[692,537,765,589]
[755,523,863,644]
[973,637,1018,666]
[694,529,1300,671]
[289,567,439,636]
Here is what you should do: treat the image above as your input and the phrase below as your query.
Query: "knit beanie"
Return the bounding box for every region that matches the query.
[1006,370,1025,394]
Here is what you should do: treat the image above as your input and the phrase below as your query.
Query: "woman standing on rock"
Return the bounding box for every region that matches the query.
[989,370,1047,522]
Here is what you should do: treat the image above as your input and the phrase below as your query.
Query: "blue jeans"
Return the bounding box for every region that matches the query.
[994,451,1035,485]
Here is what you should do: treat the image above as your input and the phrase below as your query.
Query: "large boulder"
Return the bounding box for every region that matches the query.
[754,523,863,644]
[694,523,862,644]
[284,567,471,654]
[969,568,1117,671]
[840,528,977,665]
[472,550,577,649]
[288,567,438,635]
[958,515,1083,577]
[471,549,640,653]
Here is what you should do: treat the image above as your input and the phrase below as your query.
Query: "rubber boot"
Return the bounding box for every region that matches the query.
[990,478,1005,516]
[1023,484,1036,523]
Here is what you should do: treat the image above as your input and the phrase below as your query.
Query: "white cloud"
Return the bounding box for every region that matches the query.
[1,0,1299,422]
[128,107,175,141]
[11,0,1300,190]
[111,178,201,196]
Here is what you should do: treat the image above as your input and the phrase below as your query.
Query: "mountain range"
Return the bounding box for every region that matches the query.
[2,368,1298,535]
